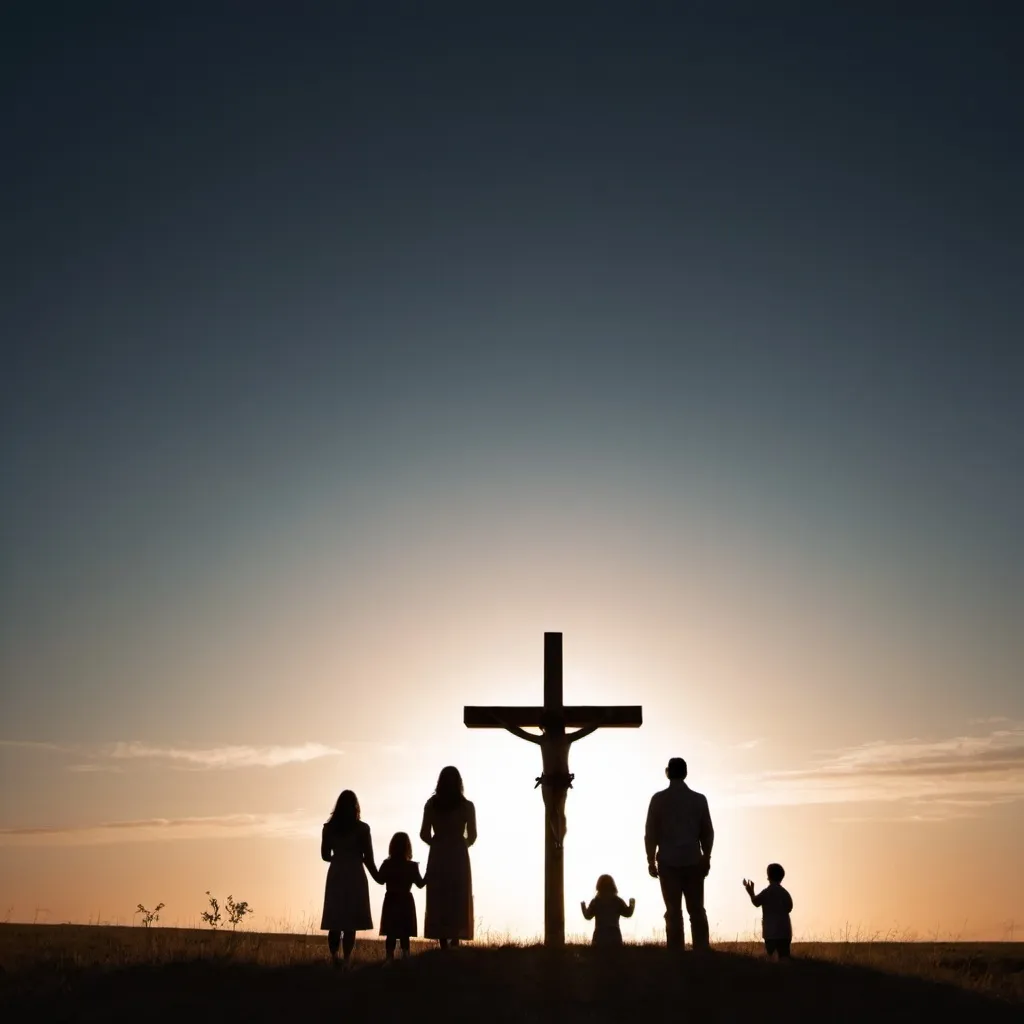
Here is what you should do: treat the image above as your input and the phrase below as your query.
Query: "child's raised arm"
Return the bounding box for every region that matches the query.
[620,897,635,918]
[581,900,594,920]
[742,879,760,906]
[414,864,426,889]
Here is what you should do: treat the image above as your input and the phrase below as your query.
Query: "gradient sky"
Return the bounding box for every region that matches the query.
[1,4,1022,940]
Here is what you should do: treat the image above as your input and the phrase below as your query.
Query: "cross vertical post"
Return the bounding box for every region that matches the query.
[543,631,564,947]
[544,631,562,714]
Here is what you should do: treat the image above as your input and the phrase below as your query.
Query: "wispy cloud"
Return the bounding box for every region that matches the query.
[0,740,63,752]
[105,742,344,770]
[733,738,763,750]
[0,812,319,846]
[721,721,1024,819]
[827,794,1023,824]
[0,739,346,771]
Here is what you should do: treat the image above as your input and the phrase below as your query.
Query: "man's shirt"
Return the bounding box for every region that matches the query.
[644,780,714,868]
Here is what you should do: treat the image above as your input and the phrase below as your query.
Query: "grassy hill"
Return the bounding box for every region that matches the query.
[1,925,1021,1022]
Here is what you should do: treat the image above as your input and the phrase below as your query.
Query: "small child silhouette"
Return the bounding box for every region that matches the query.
[743,862,793,959]
[581,874,635,948]
[376,831,425,960]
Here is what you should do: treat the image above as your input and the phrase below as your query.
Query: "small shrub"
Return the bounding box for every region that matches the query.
[135,902,165,927]
[225,895,253,931]
[200,891,253,931]
[200,891,222,930]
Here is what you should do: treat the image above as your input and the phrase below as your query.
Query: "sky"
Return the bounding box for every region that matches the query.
[1,3,1022,941]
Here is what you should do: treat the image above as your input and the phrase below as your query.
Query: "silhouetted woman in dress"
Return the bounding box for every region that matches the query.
[420,765,476,947]
[320,790,378,965]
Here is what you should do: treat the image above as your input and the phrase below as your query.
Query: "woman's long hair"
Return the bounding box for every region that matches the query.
[326,789,360,832]
[431,765,465,812]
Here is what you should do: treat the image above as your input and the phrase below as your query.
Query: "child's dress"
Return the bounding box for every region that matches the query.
[378,858,424,938]
[583,893,631,947]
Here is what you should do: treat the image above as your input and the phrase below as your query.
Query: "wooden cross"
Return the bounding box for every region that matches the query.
[464,631,642,947]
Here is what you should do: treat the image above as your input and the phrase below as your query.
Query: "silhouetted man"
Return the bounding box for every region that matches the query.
[644,756,713,950]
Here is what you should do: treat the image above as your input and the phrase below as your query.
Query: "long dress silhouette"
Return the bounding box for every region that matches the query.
[320,819,374,933]
[378,857,424,939]
[420,794,476,941]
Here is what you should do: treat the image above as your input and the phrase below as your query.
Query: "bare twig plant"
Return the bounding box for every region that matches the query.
[135,902,165,927]
[225,895,253,931]
[200,892,253,931]
[200,892,222,930]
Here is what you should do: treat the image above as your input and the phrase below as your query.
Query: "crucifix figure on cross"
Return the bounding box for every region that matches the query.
[464,631,642,946]
[491,709,605,847]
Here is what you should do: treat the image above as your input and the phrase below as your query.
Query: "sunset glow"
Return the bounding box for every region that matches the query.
[2,6,1021,946]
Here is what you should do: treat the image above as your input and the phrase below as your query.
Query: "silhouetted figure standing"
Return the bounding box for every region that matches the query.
[376,831,425,960]
[420,765,476,947]
[645,757,714,950]
[744,863,793,958]
[581,874,635,947]
[320,790,378,966]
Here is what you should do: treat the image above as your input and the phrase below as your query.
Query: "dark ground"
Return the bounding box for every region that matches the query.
[2,926,1022,1023]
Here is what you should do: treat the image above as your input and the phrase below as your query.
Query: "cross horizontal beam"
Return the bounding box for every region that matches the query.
[463,706,643,728]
